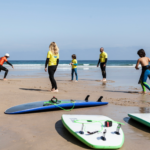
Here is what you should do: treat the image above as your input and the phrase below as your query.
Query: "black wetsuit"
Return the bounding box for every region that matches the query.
[45,58,59,89]
[138,65,150,84]
[97,58,107,78]
[0,61,12,78]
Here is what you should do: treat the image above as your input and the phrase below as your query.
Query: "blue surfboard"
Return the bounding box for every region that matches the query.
[5,96,108,114]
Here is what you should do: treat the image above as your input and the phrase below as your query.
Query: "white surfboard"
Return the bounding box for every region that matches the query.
[61,115,124,149]
[128,113,150,127]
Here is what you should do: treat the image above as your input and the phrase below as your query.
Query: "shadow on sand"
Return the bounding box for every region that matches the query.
[105,90,139,94]
[123,117,150,133]
[20,88,49,92]
[55,120,91,149]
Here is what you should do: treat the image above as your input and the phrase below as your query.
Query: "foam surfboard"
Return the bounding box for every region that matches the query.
[62,114,124,149]
[128,113,150,127]
[5,96,108,114]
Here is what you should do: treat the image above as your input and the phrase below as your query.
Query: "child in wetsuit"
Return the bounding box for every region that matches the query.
[70,54,78,82]
[135,49,150,94]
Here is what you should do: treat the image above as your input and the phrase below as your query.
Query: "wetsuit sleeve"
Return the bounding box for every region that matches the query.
[6,61,12,66]
[104,58,107,64]
[45,58,49,68]
[97,59,100,65]
[57,59,59,67]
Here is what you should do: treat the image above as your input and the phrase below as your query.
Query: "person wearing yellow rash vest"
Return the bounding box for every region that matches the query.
[97,47,108,82]
[70,54,78,82]
[45,42,59,92]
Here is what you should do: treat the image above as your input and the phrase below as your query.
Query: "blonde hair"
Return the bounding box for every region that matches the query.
[49,42,59,55]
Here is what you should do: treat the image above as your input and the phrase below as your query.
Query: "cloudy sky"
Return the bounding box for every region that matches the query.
[0,0,150,60]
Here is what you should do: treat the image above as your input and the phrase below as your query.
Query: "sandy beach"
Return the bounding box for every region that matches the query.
[0,75,150,150]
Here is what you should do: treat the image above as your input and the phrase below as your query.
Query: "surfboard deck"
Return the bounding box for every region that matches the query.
[128,113,150,127]
[5,100,108,114]
[62,115,124,149]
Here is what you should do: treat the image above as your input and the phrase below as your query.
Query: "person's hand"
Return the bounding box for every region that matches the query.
[97,64,99,67]
[135,66,139,70]
[12,65,14,69]
[55,68,57,72]
[45,68,47,72]
[103,64,105,67]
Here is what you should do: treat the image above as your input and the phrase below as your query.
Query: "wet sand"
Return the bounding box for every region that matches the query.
[0,77,150,150]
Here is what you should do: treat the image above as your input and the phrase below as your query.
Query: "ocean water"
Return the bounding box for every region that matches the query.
[1,60,149,88]
[3,60,138,70]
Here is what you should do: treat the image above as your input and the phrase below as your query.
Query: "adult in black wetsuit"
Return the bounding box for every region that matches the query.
[0,53,14,80]
[45,42,59,92]
[97,47,108,82]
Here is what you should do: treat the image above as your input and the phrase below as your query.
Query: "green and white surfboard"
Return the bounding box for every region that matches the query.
[128,113,150,127]
[61,115,124,149]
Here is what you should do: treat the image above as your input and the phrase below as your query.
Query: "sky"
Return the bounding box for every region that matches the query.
[0,0,150,60]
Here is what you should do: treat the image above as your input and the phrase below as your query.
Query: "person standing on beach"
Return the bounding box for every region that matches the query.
[45,42,59,92]
[97,47,108,82]
[135,49,150,94]
[70,54,78,82]
[0,53,14,80]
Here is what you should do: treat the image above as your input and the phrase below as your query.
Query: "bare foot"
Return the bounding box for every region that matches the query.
[148,92,150,95]
[103,79,107,82]
[138,91,146,94]
[3,78,8,81]
[51,89,59,93]
[75,80,78,82]
[48,88,55,92]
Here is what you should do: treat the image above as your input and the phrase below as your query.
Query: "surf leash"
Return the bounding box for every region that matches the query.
[43,96,75,111]
[53,102,75,111]
[74,119,124,134]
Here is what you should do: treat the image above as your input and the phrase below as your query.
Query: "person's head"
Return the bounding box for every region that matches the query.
[49,42,59,55]
[72,54,76,59]
[100,47,104,53]
[5,53,9,58]
[137,49,146,57]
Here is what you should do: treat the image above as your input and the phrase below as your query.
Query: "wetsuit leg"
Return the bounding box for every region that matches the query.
[100,63,106,78]
[0,65,9,78]
[141,81,146,92]
[142,70,150,91]
[48,66,57,89]
[71,69,74,80]
[74,68,78,81]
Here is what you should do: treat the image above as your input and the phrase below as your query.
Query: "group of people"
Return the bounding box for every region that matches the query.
[0,42,150,94]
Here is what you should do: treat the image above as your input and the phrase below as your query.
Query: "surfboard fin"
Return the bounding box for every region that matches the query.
[101,129,107,141]
[115,124,121,135]
[79,123,84,134]
[97,96,103,102]
[85,95,90,102]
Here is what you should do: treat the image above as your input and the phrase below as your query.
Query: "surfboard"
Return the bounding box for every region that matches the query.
[62,114,124,149]
[5,96,108,114]
[128,113,150,127]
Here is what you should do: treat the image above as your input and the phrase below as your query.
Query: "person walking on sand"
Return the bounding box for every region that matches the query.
[45,42,59,92]
[97,47,108,82]
[0,53,14,80]
[135,49,150,94]
[70,54,78,82]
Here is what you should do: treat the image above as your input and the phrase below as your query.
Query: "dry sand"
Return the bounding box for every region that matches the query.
[0,77,150,150]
